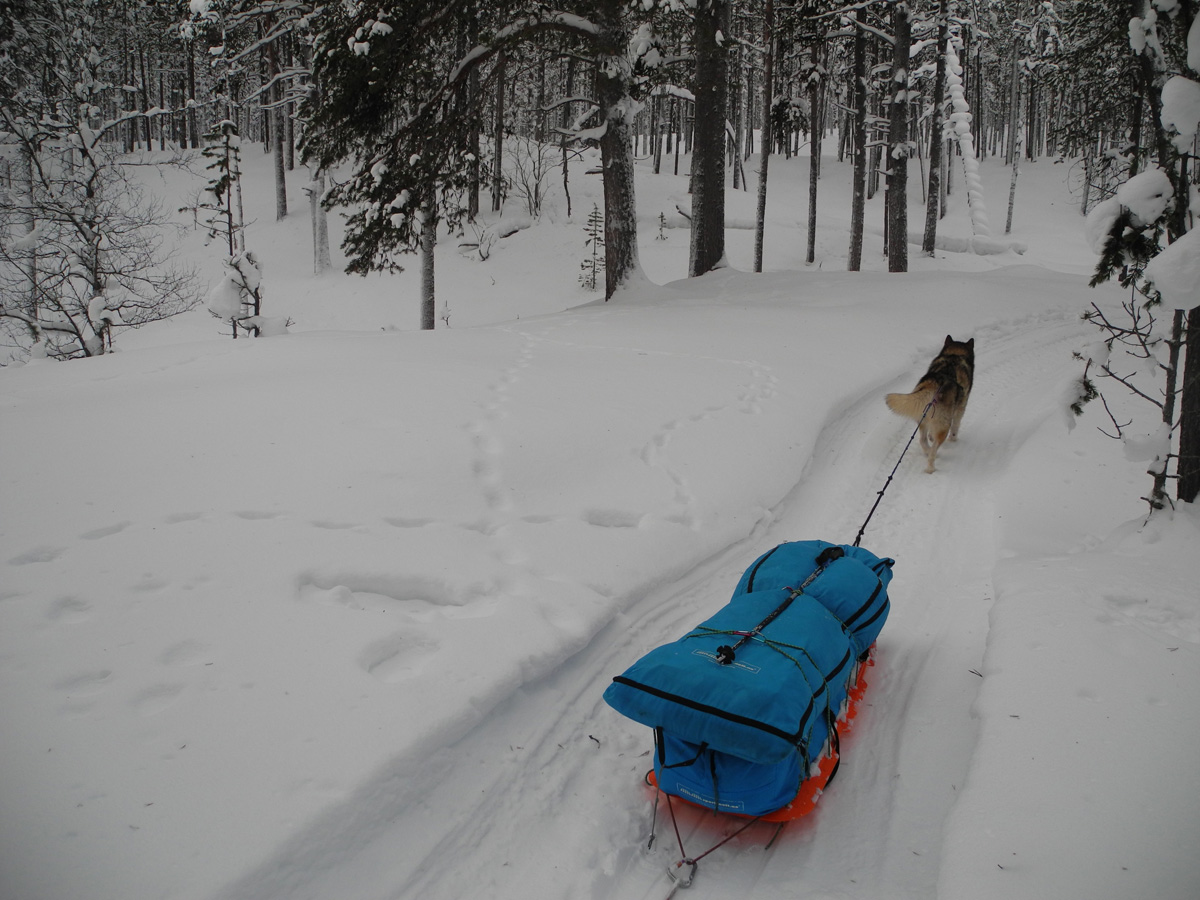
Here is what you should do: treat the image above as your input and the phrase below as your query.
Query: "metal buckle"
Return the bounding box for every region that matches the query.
[667,858,698,889]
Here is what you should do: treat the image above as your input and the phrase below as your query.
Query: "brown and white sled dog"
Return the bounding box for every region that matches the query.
[885,335,975,473]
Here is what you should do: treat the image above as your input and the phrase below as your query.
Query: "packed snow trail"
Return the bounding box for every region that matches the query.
[209,301,1090,900]
[690,311,1091,900]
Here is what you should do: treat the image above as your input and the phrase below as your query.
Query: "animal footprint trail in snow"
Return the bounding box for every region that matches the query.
[232,510,287,525]
[299,577,474,616]
[384,516,436,530]
[311,519,366,532]
[80,522,131,541]
[46,596,92,624]
[164,512,204,525]
[55,669,114,696]
[582,509,644,529]
[360,632,440,683]
[131,682,185,717]
[468,421,510,515]
[638,418,698,529]
[55,669,114,716]
[159,639,212,668]
[466,331,542,522]
[738,367,779,415]
[298,577,497,684]
[7,545,66,566]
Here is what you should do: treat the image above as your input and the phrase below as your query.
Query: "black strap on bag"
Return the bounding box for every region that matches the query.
[654,727,709,770]
[823,707,843,788]
[716,545,845,665]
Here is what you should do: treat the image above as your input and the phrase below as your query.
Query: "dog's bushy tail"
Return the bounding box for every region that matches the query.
[885,386,936,421]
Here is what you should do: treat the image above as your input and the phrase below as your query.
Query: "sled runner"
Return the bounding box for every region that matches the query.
[602,540,892,890]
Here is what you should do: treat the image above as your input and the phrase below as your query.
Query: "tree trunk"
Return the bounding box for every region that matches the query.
[731,39,742,191]
[753,0,773,274]
[945,36,990,237]
[137,44,152,149]
[1007,39,1019,164]
[1025,73,1038,162]
[595,5,642,299]
[848,14,867,271]
[1128,88,1144,178]
[744,59,755,162]
[806,46,822,267]
[689,0,729,278]
[971,32,985,160]
[265,27,287,220]
[465,0,481,220]
[536,56,547,143]
[187,39,199,149]
[673,98,681,175]
[560,56,575,219]
[307,169,331,274]
[1179,305,1200,503]
[1135,49,1181,239]
[493,52,506,213]
[867,36,882,200]
[158,68,166,150]
[421,191,437,330]
[1005,106,1021,234]
[17,143,39,317]
[922,9,948,257]
[887,2,911,273]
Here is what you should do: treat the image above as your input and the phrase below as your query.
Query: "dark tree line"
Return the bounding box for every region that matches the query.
[2,1,1196,378]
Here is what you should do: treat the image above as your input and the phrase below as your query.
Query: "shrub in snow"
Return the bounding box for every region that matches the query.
[207,276,244,320]
[241,315,291,337]
[1143,228,1200,307]
[208,252,268,339]
[1116,168,1174,227]
[1160,75,1200,153]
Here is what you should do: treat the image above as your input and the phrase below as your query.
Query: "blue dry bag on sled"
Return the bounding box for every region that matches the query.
[603,540,893,817]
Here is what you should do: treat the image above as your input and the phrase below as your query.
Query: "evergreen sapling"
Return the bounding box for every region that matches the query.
[189,120,275,338]
[580,203,605,291]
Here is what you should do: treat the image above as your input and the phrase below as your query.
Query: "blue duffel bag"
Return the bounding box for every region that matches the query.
[603,540,893,816]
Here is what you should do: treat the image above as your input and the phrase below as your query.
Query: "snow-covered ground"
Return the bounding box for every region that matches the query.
[2,140,1198,900]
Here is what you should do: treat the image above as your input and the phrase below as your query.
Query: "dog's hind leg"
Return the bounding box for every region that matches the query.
[949,407,966,441]
[924,426,949,473]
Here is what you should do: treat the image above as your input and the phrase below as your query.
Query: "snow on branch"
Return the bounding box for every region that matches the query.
[945,34,991,238]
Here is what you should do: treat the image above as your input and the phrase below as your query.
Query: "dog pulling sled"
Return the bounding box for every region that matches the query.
[602,539,894,893]
[598,350,961,894]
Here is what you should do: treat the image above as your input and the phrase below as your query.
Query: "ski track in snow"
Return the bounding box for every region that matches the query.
[209,308,1092,900]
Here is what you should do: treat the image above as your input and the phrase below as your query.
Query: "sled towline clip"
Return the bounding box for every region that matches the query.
[667,858,698,889]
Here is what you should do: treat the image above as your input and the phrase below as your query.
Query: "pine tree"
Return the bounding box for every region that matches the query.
[579,204,605,292]
[301,0,656,300]
[189,118,266,338]
[1076,0,1199,509]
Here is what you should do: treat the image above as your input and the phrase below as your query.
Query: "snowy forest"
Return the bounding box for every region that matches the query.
[4,0,1199,498]
[1,2,1197,309]
[2,3,1200,899]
